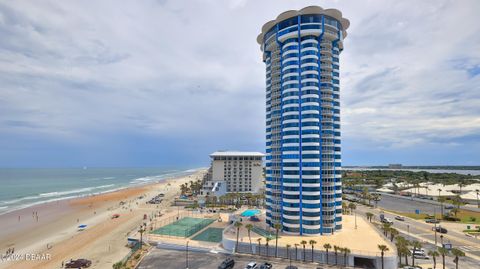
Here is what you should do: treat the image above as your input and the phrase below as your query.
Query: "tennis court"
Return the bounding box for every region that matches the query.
[151,217,215,237]
[191,227,224,243]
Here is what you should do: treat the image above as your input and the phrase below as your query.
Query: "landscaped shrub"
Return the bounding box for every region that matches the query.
[442,215,460,221]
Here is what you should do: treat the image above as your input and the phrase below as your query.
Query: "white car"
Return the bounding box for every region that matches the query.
[381,217,393,224]
[245,262,257,269]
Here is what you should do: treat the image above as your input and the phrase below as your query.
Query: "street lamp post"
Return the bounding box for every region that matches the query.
[186,240,189,269]
[434,208,438,246]
[354,210,357,229]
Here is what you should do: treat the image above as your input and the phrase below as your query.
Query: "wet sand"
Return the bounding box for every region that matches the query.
[0,170,206,269]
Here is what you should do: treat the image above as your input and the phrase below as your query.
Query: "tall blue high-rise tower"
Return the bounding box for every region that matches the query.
[257,6,349,235]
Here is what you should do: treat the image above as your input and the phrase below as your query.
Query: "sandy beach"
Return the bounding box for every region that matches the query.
[0,169,206,269]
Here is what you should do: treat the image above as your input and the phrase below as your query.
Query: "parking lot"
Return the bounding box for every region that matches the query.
[138,247,343,269]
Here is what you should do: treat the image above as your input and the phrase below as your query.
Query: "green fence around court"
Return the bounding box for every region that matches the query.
[151,217,215,238]
[251,226,277,240]
[191,227,224,243]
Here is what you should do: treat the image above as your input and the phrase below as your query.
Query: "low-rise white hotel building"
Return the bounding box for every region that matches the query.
[200,151,264,197]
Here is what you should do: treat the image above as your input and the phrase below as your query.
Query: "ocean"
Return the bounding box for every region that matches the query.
[0,167,199,215]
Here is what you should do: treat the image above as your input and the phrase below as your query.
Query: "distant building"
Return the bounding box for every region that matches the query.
[200,151,265,197]
[388,164,403,169]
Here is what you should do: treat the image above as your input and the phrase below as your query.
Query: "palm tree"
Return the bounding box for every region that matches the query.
[342,201,348,214]
[343,247,351,267]
[256,237,262,256]
[389,228,399,242]
[451,248,465,269]
[138,225,146,246]
[438,195,446,216]
[428,250,439,269]
[411,241,422,266]
[265,237,271,257]
[451,207,460,217]
[476,189,480,208]
[333,245,340,265]
[234,221,242,253]
[286,244,291,260]
[323,243,332,265]
[382,222,392,237]
[245,224,253,254]
[378,245,389,269]
[365,212,374,222]
[294,243,299,260]
[348,202,356,214]
[274,223,282,258]
[309,240,317,262]
[395,236,410,265]
[438,247,448,269]
[300,240,307,262]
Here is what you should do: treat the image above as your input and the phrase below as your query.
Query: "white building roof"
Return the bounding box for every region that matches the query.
[460,191,480,200]
[210,151,265,157]
[376,188,394,193]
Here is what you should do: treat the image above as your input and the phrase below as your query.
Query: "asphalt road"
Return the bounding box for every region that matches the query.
[138,248,331,269]
[353,197,480,269]
[375,194,443,215]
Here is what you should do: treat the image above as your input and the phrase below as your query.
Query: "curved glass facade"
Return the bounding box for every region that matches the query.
[261,12,347,235]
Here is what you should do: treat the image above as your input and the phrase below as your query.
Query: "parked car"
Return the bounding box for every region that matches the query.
[432,226,448,234]
[414,254,430,259]
[402,266,422,269]
[395,216,405,221]
[285,266,298,269]
[218,258,235,269]
[444,204,454,209]
[245,262,257,269]
[65,259,92,268]
[425,218,440,224]
[259,262,272,269]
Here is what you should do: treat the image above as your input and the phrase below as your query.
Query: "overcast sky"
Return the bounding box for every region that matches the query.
[0,0,479,168]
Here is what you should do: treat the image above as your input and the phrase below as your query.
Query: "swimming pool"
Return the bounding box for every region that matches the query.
[241,209,261,217]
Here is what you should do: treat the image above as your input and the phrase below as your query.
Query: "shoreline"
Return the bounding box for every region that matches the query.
[0,168,202,217]
[0,169,206,269]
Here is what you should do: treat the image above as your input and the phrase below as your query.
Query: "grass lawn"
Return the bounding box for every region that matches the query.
[456,210,480,224]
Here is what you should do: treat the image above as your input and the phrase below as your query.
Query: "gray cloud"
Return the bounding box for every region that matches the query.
[0,0,479,165]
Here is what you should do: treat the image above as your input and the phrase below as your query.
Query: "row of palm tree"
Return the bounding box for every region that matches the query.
[394,236,465,269]
[234,221,354,266]
[341,202,357,215]
[179,179,203,195]
[205,193,265,208]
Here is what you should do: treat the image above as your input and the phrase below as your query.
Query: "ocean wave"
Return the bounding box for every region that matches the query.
[39,184,116,198]
[0,195,79,216]
[96,184,115,189]
[129,177,153,184]
[39,188,94,197]
[0,167,199,216]
[0,195,43,205]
